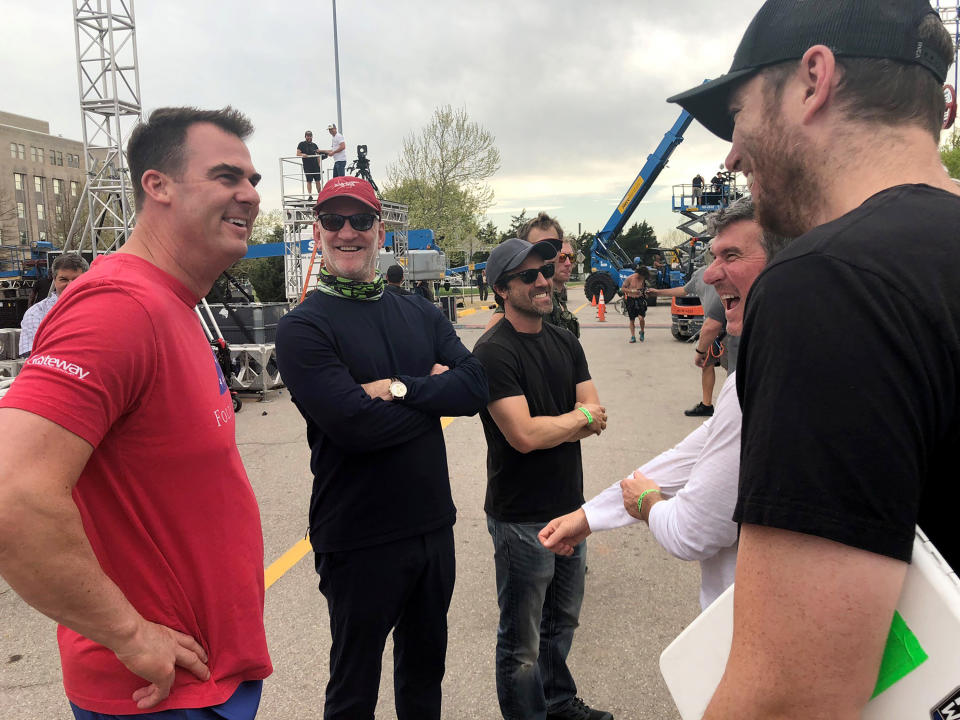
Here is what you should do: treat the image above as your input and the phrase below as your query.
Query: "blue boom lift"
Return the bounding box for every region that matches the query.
[583,109,694,305]
[583,110,743,305]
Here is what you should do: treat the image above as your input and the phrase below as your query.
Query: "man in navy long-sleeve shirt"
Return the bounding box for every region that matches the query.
[276,176,487,720]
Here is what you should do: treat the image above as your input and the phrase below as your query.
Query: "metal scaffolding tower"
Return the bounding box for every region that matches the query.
[67,0,142,255]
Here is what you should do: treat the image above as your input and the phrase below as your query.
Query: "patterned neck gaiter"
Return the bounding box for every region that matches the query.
[316,266,385,301]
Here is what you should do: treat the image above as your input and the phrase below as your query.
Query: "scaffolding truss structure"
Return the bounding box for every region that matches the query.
[67,0,141,255]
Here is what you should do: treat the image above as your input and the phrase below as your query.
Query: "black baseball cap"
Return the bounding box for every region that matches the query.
[486,238,559,286]
[667,0,948,141]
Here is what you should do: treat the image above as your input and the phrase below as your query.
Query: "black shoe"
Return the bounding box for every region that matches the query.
[547,697,614,720]
[684,401,714,417]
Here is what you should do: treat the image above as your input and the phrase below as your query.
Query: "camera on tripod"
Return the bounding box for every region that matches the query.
[347,144,379,193]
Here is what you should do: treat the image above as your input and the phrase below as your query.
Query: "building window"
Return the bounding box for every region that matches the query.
[56,151,63,166]
[56,205,63,221]
[37,204,45,221]
[34,176,43,194]
[20,231,28,244]
[39,231,47,242]
[38,147,44,164]
[17,202,25,219]
[9,142,16,159]
[54,179,63,196]
[71,180,79,197]
[18,144,25,159]
[14,173,24,191]
[49,149,56,164]
[31,147,38,162]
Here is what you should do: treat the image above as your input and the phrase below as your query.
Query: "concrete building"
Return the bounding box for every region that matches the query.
[0,111,86,248]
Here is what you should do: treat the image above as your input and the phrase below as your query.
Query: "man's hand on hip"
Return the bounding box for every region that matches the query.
[115,619,210,709]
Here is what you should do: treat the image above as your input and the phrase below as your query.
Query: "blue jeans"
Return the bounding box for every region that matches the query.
[487,516,586,720]
[333,160,346,177]
[70,680,262,719]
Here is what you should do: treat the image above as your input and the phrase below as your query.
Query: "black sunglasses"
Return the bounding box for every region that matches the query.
[501,263,556,285]
[316,212,380,232]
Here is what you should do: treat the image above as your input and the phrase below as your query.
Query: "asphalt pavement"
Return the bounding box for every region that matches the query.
[1,298,717,719]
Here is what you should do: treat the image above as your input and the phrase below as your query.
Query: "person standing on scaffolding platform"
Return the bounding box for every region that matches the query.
[324,123,347,177]
[297,130,322,199]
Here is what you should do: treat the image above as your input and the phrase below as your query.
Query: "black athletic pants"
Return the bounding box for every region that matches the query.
[314,525,456,720]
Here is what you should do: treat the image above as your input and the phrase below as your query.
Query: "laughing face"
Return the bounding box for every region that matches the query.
[725,72,821,239]
[702,219,767,335]
[317,196,385,281]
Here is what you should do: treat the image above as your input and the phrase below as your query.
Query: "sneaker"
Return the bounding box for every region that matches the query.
[639,331,644,342]
[307,195,313,201]
[684,401,714,417]
[547,697,614,720]
[628,336,636,343]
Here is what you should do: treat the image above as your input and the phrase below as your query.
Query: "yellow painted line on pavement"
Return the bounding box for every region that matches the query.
[458,308,478,317]
[573,302,589,315]
[264,416,457,590]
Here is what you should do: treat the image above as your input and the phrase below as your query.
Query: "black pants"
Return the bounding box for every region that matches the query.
[315,526,456,720]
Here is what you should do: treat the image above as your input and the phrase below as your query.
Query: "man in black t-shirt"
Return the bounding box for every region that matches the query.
[296,130,322,198]
[474,238,612,720]
[667,1,960,717]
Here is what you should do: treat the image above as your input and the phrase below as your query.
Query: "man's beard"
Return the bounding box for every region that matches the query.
[508,288,552,319]
[749,112,822,238]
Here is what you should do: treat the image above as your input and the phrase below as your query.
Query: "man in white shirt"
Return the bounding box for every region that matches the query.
[18,253,89,357]
[539,198,789,609]
[325,123,347,177]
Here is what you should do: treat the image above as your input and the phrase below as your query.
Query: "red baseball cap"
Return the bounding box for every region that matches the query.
[313,177,381,215]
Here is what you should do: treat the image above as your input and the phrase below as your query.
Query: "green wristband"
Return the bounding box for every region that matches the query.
[637,488,661,515]
[578,406,593,425]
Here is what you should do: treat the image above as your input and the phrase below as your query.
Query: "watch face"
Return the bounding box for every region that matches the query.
[390,381,407,399]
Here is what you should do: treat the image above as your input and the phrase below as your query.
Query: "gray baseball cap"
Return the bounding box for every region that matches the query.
[486,238,559,286]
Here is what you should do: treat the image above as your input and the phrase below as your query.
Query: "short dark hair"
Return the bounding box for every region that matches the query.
[52,252,89,275]
[705,196,791,261]
[762,14,954,140]
[518,212,563,242]
[386,264,404,283]
[127,106,254,211]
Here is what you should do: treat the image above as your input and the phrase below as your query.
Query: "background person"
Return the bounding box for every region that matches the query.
[384,263,412,295]
[296,130,322,199]
[620,263,649,343]
[18,252,89,357]
[0,106,272,719]
[324,123,347,177]
[648,267,725,416]
[275,176,487,720]
[474,237,612,720]
[667,1,960,716]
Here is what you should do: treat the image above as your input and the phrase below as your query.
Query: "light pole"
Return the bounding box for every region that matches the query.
[332,0,343,132]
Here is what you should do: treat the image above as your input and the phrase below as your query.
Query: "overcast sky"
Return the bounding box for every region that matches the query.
[3,1,764,243]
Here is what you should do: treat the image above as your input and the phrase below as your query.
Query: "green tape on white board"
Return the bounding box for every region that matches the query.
[871,611,928,698]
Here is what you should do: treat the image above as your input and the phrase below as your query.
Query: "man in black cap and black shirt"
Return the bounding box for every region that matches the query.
[473,238,612,720]
[296,130,322,199]
[667,1,960,717]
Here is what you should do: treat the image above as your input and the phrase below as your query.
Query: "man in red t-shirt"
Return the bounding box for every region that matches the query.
[0,107,272,719]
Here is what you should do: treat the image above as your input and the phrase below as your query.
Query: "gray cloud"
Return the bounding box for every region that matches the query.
[3,0,763,242]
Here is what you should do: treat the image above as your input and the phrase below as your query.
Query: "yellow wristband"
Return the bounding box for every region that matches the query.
[578,406,593,425]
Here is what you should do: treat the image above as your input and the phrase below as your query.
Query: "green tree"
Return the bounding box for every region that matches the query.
[616,221,659,262]
[384,105,500,251]
[502,210,528,241]
[941,129,960,179]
